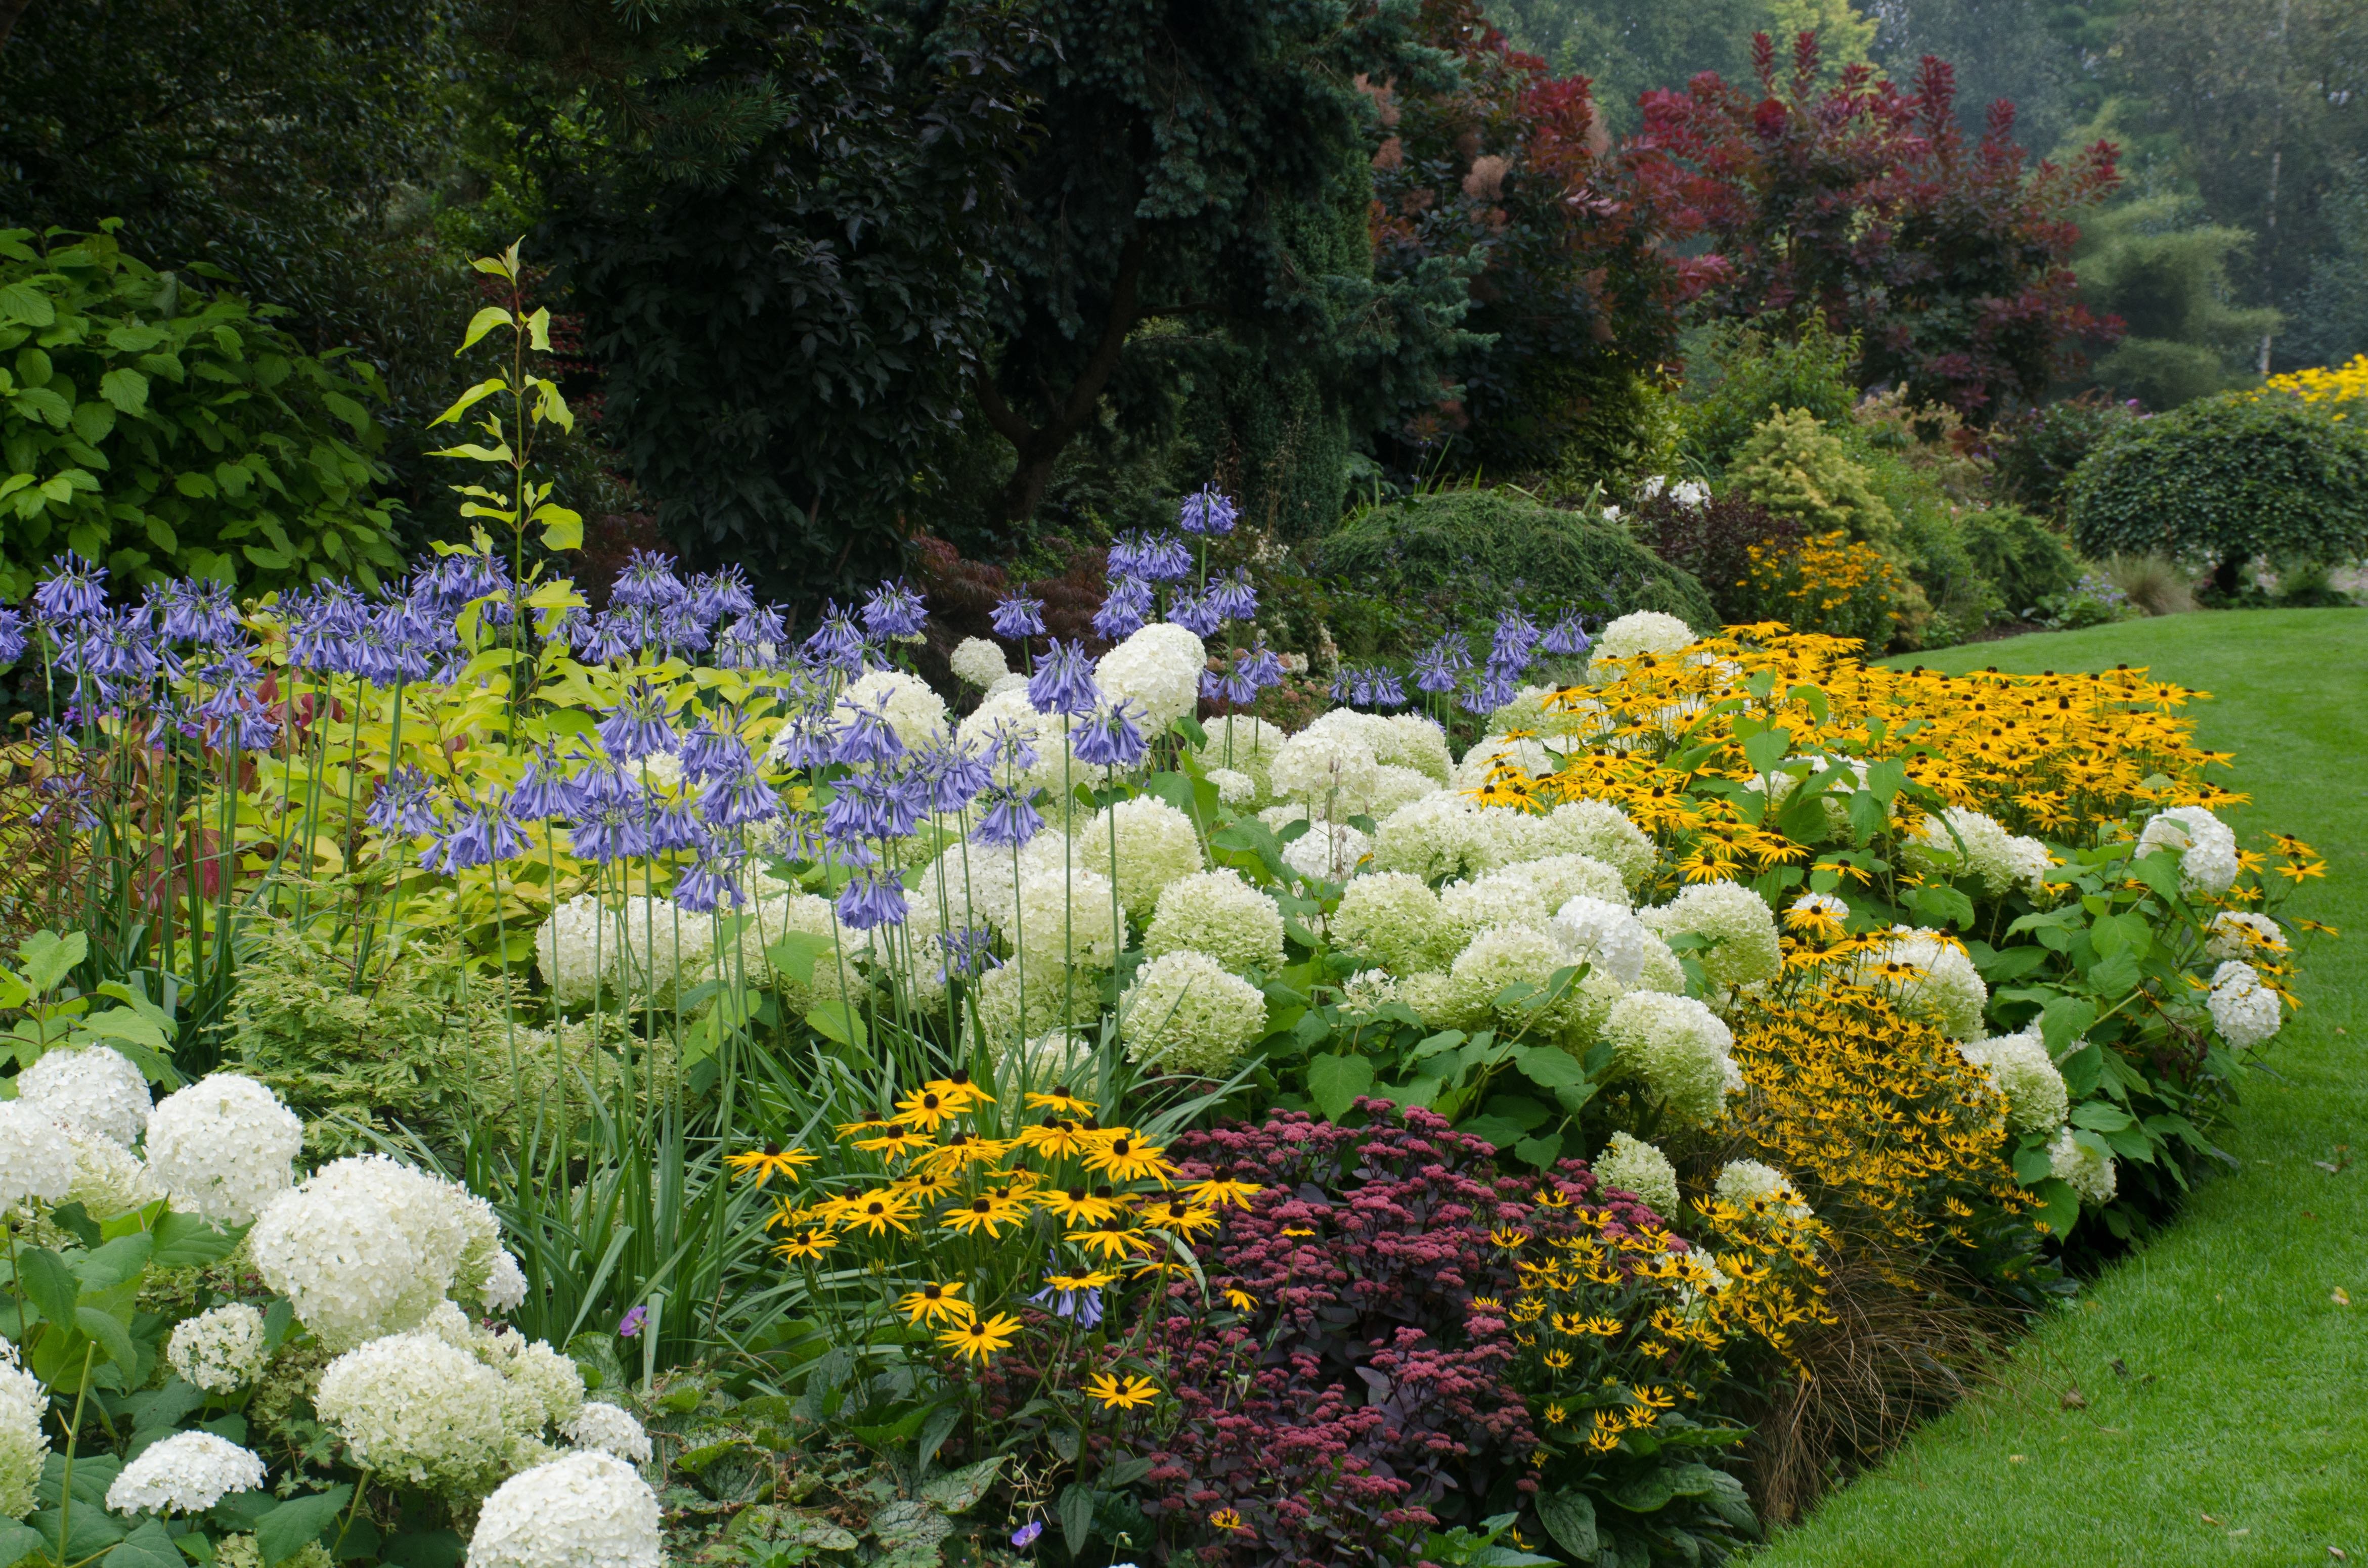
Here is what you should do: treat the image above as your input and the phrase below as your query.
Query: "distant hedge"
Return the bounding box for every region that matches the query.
[1317,487,1719,651]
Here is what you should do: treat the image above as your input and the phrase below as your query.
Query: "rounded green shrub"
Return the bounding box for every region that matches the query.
[1959,506,2083,617]
[1315,487,1717,656]
[2067,392,2368,590]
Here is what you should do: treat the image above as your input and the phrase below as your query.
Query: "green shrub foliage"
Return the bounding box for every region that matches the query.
[1725,407,1900,552]
[1318,487,1718,645]
[2067,392,2368,587]
[0,226,401,599]
[1960,506,2084,617]
[1989,394,2144,520]
[1676,318,1861,475]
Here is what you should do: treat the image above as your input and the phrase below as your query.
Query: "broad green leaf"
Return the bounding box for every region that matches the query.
[765,931,837,987]
[0,283,56,327]
[149,1212,242,1269]
[71,1233,152,1292]
[1513,1132,1563,1169]
[16,1246,78,1326]
[1513,1047,1586,1090]
[98,368,148,416]
[1306,1053,1374,1121]
[533,502,582,552]
[18,929,86,997]
[804,1003,867,1050]
[254,1486,353,1566]
[1057,1483,1095,1554]
[525,307,552,351]
[2027,1176,2081,1239]
[456,306,513,354]
[427,377,504,428]
[75,1306,136,1372]
[0,1521,41,1568]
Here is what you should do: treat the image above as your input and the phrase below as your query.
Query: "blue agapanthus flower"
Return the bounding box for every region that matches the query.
[1091,576,1152,642]
[32,553,107,623]
[836,868,908,930]
[1027,639,1100,718]
[1177,485,1238,537]
[991,591,1045,640]
[611,550,686,611]
[1071,701,1147,770]
[862,579,928,639]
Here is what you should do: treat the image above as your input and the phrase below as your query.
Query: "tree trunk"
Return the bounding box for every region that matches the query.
[0,0,34,52]
[976,231,1148,526]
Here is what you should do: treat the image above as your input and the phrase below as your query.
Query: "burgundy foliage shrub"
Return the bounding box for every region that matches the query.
[1632,492,1804,623]
[1143,1101,1674,1567]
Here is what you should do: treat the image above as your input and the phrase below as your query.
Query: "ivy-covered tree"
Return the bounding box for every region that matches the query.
[972,0,1476,528]
[1638,34,2122,418]
[518,0,1039,599]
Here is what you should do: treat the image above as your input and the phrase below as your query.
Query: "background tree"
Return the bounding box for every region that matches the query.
[2070,195,2279,406]
[1638,34,2121,417]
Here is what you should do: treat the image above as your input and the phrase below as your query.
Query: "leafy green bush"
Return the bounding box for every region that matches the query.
[1676,316,1859,474]
[1989,394,2143,520]
[1315,486,1717,656]
[1726,407,1901,553]
[0,225,401,599]
[2068,392,2368,591]
[228,920,608,1156]
[1960,506,2084,617]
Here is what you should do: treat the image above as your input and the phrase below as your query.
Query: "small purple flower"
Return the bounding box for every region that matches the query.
[1027,639,1100,718]
[831,696,905,767]
[1011,1521,1044,1549]
[32,553,107,623]
[1027,1277,1105,1328]
[973,785,1043,848]
[1540,608,1593,657]
[1369,669,1408,709]
[510,752,578,822]
[611,550,685,611]
[618,1306,647,1338]
[991,591,1045,641]
[1071,701,1147,769]
[1178,485,1238,536]
[1208,568,1258,621]
[1092,576,1152,642]
[983,718,1038,776]
[646,798,705,855]
[861,580,928,639]
[423,802,527,874]
[703,771,780,829]
[836,868,908,930]
[1166,592,1223,638]
[1131,530,1194,584]
[599,681,678,762]
[938,923,1001,981]
[367,768,443,837]
[1239,639,1284,692]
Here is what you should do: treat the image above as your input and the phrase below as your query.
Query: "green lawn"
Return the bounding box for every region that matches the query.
[1753,609,2368,1567]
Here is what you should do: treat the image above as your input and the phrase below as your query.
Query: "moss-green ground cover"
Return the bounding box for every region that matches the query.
[1756,609,2368,1565]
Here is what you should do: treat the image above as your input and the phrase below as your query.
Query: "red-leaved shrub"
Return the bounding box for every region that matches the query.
[1143,1101,1673,1567]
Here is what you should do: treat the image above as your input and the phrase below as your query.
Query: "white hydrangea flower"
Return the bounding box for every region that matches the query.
[2046,1127,2117,1204]
[1955,1027,2069,1134]
[1547,895,1655,985]
[1144,869,1285,973]
[1338,970,1401,1017]
[1999,834,2054,899]
[970,962,1098,1052]
[1399,971,1456,1026]
[1205,767,1255,805]
[1495,855,1627,921]
[1529,800,1656,891]
[1079,796,1205,920]
[1713,1160,1812,1223]
[984,670,1030,699]
[533,894,714,1008]
[318,1330,515,1491]
[1859,929,1989,1041]
[2205,911,2286,961]
[1192,716,1285,800]
[1380,713,1454,783]
[2207,960,2283,1049]
[1639,881,1781,989]
[1605,991,1737,1127]
[995,865,1128,969]
[140,1074,302,1226]
[631,751,683,794]
[1281,820,1372,881]
[1450,734,1556,792]
[1904,808,2046,899]
[1094,622,1205,730]
[1439,873,1554,945]
[251,1155,501,1350]
[2135,805,2238,895]
[832,669,950,750]
[1587,611,1696,674]
[1594,1132,1678,1217]
[487,1333,585,1434]
[0,1352,43,1521]
[17,1046,151,1148]
[949,637,1009,688]
[562,1402,651,1465]
[1119,951,1267,1078]
[481,1250,529,1315]
[167,1303,270,1394]
[0,1101,76,1212]
[105,1431,264,1516]
[1372,792,1505,882]
[1269,727,1383,814]
[1329,873,1447,973]
[466,1451,662,1568]
[1441,925,1601,1034]
[60,1127,158,1219]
